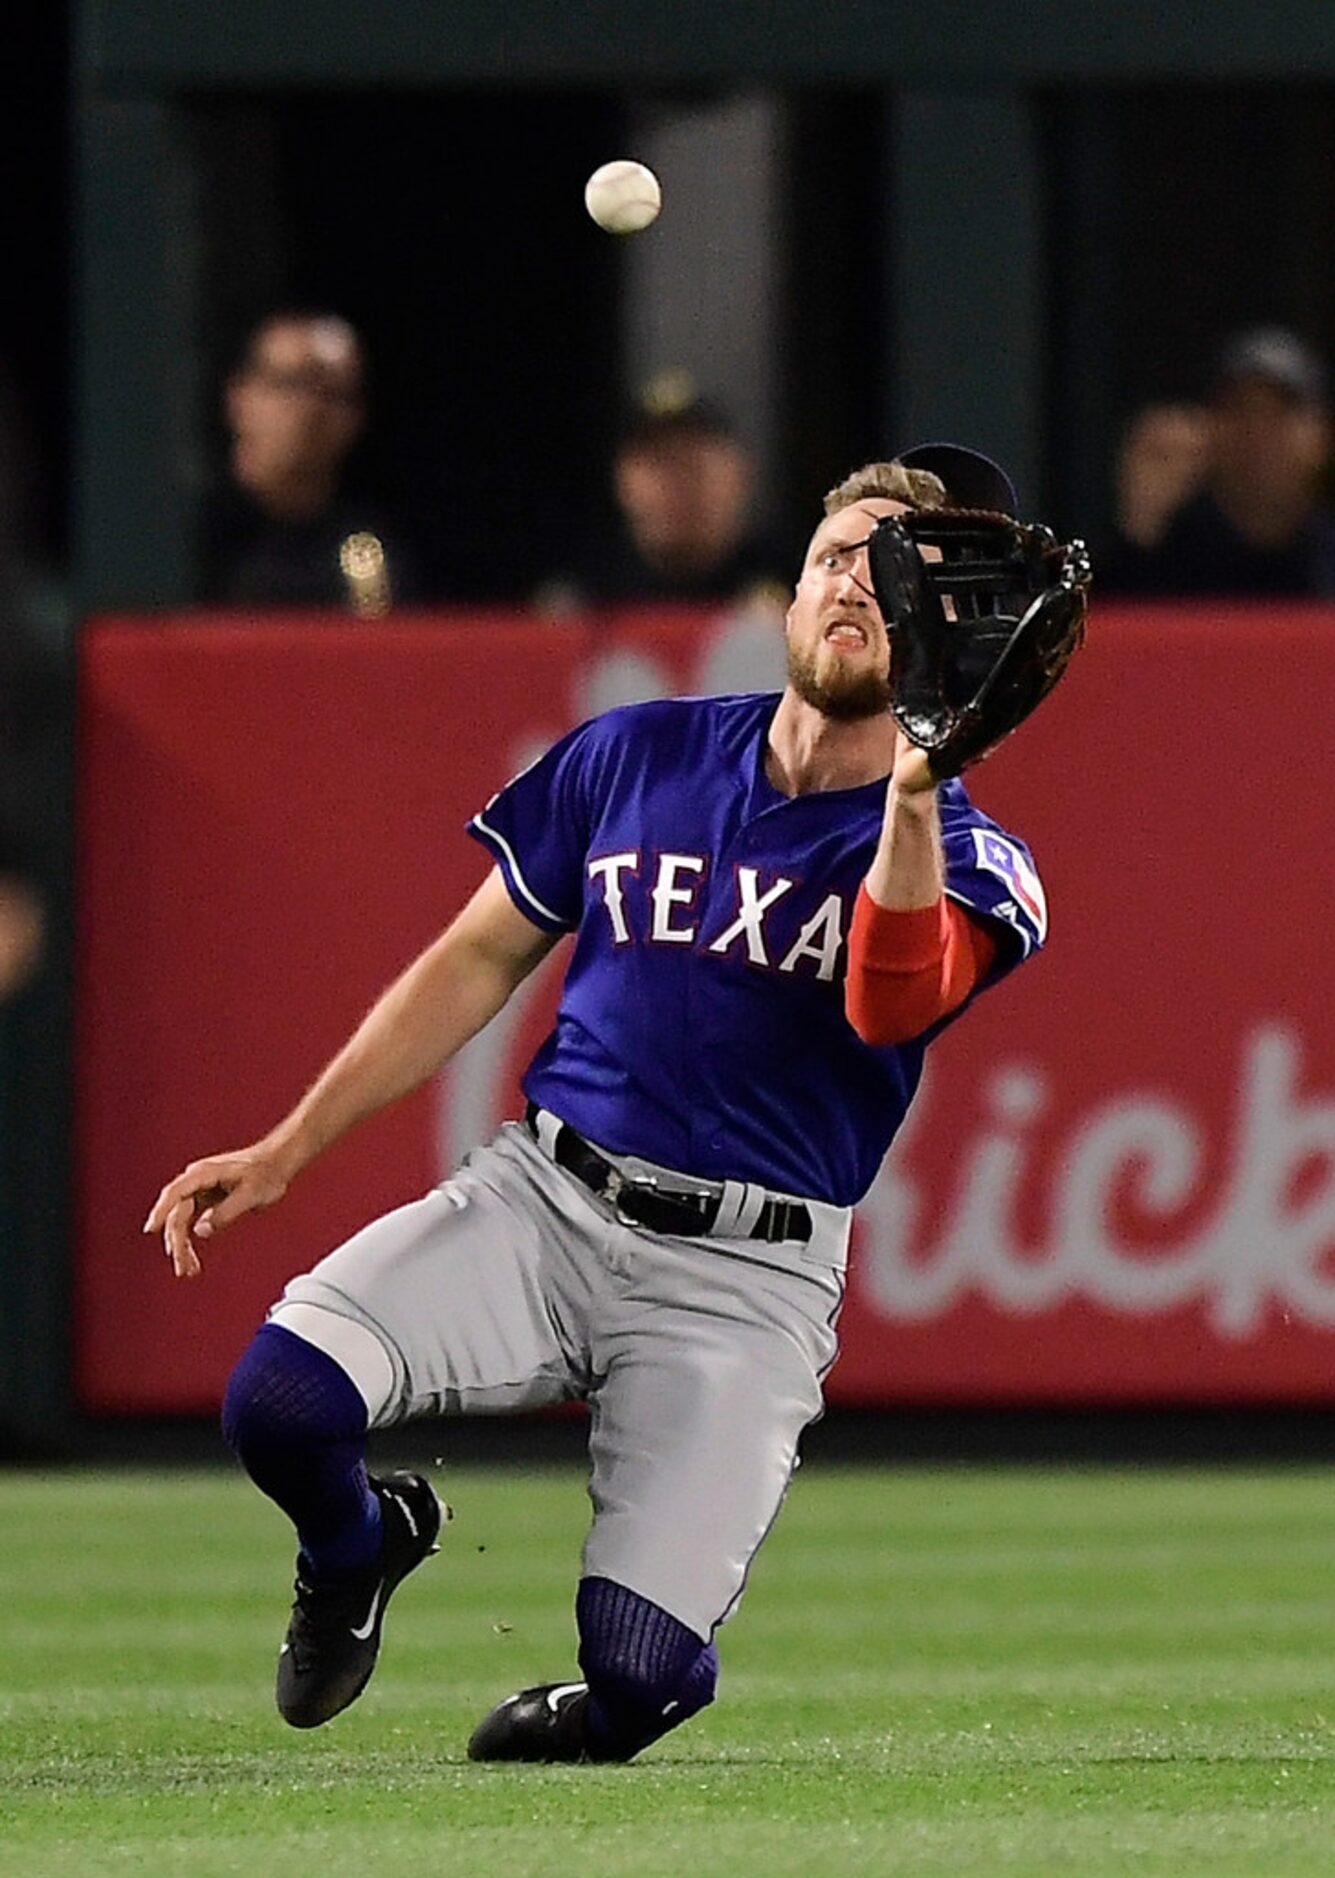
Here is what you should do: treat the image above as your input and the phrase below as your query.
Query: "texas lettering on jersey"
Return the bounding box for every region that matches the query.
[469,693,1044,1207]
[587,853,846,981]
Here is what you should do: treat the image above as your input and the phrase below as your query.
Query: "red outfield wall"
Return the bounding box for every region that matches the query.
[75,602,1335,1411]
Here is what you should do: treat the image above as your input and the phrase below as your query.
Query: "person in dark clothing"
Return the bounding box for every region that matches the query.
[1107,328,1335,597]
[202,313,418,614]
[541,381,787,613]
[0,616,46,1001]
[0,356,51,999]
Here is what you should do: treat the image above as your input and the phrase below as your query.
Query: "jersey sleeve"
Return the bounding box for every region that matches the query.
[938,781,1048,977]
[845,889,1000,1046]
[467,721,599,933]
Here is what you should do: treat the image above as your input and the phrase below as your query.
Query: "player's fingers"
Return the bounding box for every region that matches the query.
[891,731,935,796]
[143,1180,182,1234]
[143,1162,236,1233]
[144,1169,209,1234]
[195,1179,265,1237]
[162,1192,195,1252]
[163,1196,202,1279]
[171,1238,202,1280]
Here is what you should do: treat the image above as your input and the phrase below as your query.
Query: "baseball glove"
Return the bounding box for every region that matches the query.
[869,508,1092,779]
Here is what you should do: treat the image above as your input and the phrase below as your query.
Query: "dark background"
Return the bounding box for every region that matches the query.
[109,85,1335,585]
[3,6,70,570]
[11,33,1335,589]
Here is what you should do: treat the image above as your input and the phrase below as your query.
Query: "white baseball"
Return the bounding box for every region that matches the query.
[584,160,661,235]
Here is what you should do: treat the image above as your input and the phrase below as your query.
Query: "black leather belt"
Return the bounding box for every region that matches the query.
[526,1104,812,1245]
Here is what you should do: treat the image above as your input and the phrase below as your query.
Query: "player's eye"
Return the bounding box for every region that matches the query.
[820,551,844,570]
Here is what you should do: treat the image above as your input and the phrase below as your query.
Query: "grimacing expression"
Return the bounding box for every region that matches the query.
[785,498,910,721]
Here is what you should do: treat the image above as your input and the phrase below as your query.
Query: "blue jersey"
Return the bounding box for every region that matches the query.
[469,693,1044,1206]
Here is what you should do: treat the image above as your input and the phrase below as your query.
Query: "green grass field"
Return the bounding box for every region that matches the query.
[1,1464,1333,1876]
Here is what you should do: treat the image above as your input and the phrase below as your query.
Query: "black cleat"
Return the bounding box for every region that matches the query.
[468,1680,641,1763]
[468,1681,598,1762]
[276,1469,445,1729]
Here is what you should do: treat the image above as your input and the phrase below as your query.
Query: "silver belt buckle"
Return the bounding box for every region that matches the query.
[592,1143,723,1231]
[604,1165,625,1213]
[603,1163,660,1228]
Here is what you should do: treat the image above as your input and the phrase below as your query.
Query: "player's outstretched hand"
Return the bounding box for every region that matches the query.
[891,729,936,798]
[143,1145,295,1279]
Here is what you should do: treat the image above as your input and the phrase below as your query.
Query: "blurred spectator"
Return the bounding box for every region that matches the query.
[0,354,58,1002]
[1107,328,1335,596]
[0,866,43,1004]
[202,312,419,614]
[1113,403,1211,552]
[0,619,47,1003]
[538,375,787,613]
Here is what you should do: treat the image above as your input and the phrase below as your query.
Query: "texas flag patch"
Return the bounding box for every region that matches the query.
[970,828,1048,947]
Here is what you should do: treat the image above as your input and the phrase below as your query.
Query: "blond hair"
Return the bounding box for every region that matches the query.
[822,460,947,516]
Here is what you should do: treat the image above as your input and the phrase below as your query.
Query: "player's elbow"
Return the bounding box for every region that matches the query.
[844,978,938,1048]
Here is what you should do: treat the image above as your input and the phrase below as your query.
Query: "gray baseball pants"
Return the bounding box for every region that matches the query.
[270,1118,848,1639]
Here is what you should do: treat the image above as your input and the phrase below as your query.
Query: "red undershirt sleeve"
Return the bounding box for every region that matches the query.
[844,885,1000,1047]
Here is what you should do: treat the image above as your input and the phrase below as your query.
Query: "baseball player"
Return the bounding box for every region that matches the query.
[146,446,1060,1763]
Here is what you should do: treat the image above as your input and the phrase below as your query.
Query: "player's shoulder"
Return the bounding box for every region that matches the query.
[938,776,1028,843]
[579,689,777,749]
[936,774,980,822]
[938,778,1046,951]
[938,774,1039,870]
[587,690,774,730]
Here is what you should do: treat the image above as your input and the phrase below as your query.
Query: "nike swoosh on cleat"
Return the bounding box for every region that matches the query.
[544,1682,587,1713]
[385,1491,419,1540]
[349,1579,385,1641]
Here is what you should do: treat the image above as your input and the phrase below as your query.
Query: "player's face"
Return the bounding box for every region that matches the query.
[784,498,908,721]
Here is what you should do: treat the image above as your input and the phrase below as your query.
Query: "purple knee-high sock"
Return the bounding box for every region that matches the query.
[576,1576,718,1755]
[222,1322,382,1579]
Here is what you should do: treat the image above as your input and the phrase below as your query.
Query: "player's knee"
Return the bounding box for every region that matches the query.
[576,1578,718,1740]
[221,1321,369,1464]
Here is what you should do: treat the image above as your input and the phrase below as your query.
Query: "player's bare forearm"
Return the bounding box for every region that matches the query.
[862,733,943,910]
[145,869,556,1276]
[272,873,553,1170]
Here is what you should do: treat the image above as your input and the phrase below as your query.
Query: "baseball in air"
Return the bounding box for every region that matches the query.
[584,160,662,234]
